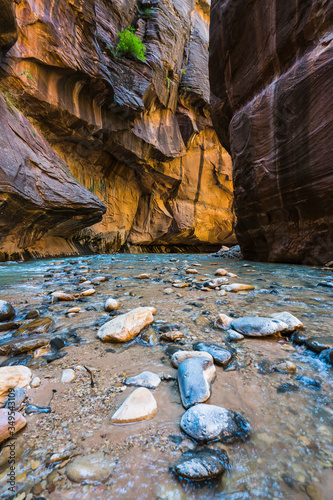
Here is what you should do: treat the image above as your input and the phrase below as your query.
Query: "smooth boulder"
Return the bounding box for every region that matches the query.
[0,366,32,407]
[177,357,216,409]
[110,387,157,423]
[194,342,234,367]
[180,404,251,443]
[171,448,229,481]
[125,371,161,389]
[98,307,156,343]
[171,350,213,368]
[230,317,288,337]
[66,452,116,484]
[270,312,303,333]
[0,300,15,322]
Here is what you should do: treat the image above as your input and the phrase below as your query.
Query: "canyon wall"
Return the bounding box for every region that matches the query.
[0,0,235,259]
[210,0,333,264]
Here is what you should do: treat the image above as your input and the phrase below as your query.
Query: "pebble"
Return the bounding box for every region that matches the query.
[0,365,32,407]
[194,342,234,367]
[180,404,251,443]
[104,298,121,312]
[125,371,161,389]
[230,316,288,337]
[163,288,174,294]
[135,274,150,279]
[61,369,76,383]
[66,452,116,483]
[51,291,75,301]
[171,448,229,481]
[186,268,198,274]
[0,300,15,322]
[171,350,213,368]
[273,360,297,374]
[31,376,41,388]
[25,309,39,319]
[81,288,96,296]
[177,357,216,409]
[160,330,184,342]
[226,330,244,341]
[215,268,228,276]
[110,387,157,423]
[97,307,157,343]
[0,408,26,443]
[214,313,233,330]
[224,283,254,292]
[67,307,81,314]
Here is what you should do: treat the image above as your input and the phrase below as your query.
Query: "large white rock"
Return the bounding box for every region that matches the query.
[98,307,156,343]
[110,387,157,423]
[270,312,303,332]
[0,409,26,443]
[0,366,32,407]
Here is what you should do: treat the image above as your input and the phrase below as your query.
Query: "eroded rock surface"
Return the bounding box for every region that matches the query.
[210,0,333,265]
[0,0,235,259]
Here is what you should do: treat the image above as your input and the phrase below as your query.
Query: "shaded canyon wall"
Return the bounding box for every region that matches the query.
[0,0,235,259]
[210,0,333,264]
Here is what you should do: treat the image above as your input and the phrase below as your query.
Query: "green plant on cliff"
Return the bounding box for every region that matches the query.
[135,4,153,19]
[115,26,146,62]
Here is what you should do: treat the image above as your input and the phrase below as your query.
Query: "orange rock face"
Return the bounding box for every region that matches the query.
[0,0,235,259]
[210,0,333,264]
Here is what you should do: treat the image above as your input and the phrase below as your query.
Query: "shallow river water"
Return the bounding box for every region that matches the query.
[0,253,332,499]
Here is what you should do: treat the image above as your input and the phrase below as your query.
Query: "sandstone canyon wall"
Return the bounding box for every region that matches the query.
[210,0,333,265]
[0,0,235,260]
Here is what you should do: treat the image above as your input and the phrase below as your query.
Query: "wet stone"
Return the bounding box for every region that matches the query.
[171,448,229,481]
[171,350,213,368]
[0,300,15,322]
[180,404,251,444]
[0,336,49,356]
[194,342,233,367]
[291,331,308,346]
[125,371,161,389]
[160,330,184,342]
[25,404,51,414]
[177,357,216,409]
[25,310,40,320]
[296,376,321,390]
[66,452,116,484]
[304,337,333,354]
[258,360,275,375]
[226,330,244,342]
[230,316,288,337]
[13,317,55,337]
[270,312,303,333]
[277,383,300,394]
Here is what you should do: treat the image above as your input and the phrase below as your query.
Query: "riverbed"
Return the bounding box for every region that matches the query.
[0,253,332,499]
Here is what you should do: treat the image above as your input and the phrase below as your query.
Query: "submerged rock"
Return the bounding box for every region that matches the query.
[0,336,49,356]
[171,448,229,481]
[0,300,15,322]
[0,409,26,443]
[13,317,55,337]
[304,337,333,354]
[177,357,216,409]
[160,330,184,342]
[25,404,52,414]
[66,452,116,484]
[291,331,308,346]
[97,307,156,343]
[125,371,161,389]
[110,387,157,423]
[277,383,300,394]
[296,376,321,390]
[230,317,288,337]
[194,342,234,367]
[180,404,251,443]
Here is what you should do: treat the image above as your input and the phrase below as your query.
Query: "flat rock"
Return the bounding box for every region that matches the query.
[51,291,75,301]
[0,408,26,443]
[104,298,121,312]
[125,371,161,389]
[61,369,76,383]
[194,342,233,367]
[270,312,303,333]
[81,288,96,296]
[180,404,251,443]
[0,336,49,356]
[110,387,157,423]
[13,317,55,337]
[98,307,156,343]
[304,337,333,354]
[171,350,213,368]
[160,330,184,342]
[230,317,288,337]
[0,300,15,322]
[0,366,32,407]
[177,357,216,409]
[224,284,255,292]
[66,452,116,484]
[214,313,233,330]
[171,448,229,481]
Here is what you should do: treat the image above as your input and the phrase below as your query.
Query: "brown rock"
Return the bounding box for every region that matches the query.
[210,0,333,265]
[160,330,184,342]
[97,307,156,343]
[51,291,75,302]
[13,317,54,337]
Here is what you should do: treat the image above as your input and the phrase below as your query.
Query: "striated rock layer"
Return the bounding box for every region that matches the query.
[0,0,235,259]
[210,0,333,264]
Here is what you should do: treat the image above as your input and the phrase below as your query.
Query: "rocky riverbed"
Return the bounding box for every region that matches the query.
[0,253,332,499]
